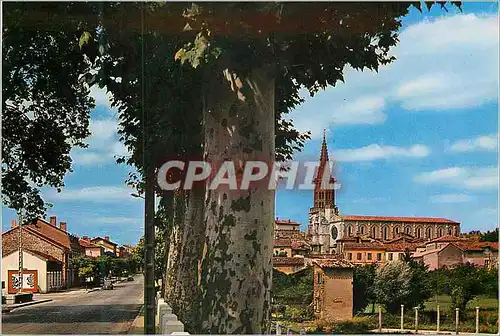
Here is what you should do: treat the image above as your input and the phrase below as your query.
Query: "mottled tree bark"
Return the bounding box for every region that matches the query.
[198,65,275,334]
[171,185,206,332]
[164,191,187,304]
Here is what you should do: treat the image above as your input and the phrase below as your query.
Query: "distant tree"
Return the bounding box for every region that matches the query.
[404,256,433,310]
[446,263,497,314]
[374,261,412,313]
[479,228,498,242]
[353,263,377,314]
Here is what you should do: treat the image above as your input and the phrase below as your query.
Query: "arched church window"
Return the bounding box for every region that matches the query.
[331,226,338,240]
[405,226,410,235]
[372,226,376,238]
[426,228,431,239]
[416,228,421,238]
[360,226,365,235]
[347,225,352,236]
[394,227,399,236]
[438,228,443,237]
[448,227,452,236]
[383,227,388,240]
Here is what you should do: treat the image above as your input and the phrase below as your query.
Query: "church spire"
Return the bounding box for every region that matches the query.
[319,128,329,166]
[313,129,336,210]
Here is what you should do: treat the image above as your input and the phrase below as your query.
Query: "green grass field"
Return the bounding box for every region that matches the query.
[424,295,498,312]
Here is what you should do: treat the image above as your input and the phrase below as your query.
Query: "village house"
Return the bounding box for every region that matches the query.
[2,216,82,293]
[91,236,118,256]
[272,257,308,274]
[412,236,498,270]
[79,236,105,258]
[310,257,355,321]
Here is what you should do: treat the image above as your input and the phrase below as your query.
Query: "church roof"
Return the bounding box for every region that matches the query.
[341,215,458,224]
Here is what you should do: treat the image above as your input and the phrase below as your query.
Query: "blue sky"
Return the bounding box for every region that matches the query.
[2,3,498,245]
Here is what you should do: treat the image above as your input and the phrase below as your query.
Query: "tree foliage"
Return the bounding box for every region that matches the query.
[2,2,96,218]
[353,263,377,314]
[479,228,499,242]
[374,261,412,313]
[430,264,499,313]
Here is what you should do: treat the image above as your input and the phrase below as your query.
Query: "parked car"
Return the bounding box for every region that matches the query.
[102,278,113,290]
[127,276,134,281]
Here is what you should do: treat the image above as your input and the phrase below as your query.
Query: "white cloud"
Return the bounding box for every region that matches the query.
[430,194,474,204]
[287,13,498,139]
[415,166,498,191]
[335,144,430,162]
[46,186,140,203]
[71,117,130,166]
[449,133,498,152]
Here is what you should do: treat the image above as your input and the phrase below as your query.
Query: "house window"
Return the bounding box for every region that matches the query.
[485,260,490,268]
[417,228,422,238]
[405,227,410,235]
[377,253,382,261]
[383,227,388,240]
[347,253,353,260]
[438,228,443,237]
[367,253,373,260]
[388,253,393,261]
[360,226,365,235]
[426,228,431,239]
[348,226,352,237]
[372,226,376,238]
[399,253,404,261]
[317,272,322,284]
[357,253,362,261]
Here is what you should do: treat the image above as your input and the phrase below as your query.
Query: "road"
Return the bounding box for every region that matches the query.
[2,276,143,335]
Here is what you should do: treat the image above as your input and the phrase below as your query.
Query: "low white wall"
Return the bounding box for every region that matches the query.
[156,295,189,335]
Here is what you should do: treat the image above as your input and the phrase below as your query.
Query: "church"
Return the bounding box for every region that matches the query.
[306,132,461,254]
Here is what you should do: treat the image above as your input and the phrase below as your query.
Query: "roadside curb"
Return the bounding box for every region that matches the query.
[5,298,52,311]
[126,304,144,334]
[86,287,102,294]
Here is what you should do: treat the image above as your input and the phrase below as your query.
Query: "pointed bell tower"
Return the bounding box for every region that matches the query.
[313,129,336,210]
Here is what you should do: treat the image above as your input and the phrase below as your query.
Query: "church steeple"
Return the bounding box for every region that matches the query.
[313,129,336,209]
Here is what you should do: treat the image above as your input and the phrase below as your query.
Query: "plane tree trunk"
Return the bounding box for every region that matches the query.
[197,64,275,334]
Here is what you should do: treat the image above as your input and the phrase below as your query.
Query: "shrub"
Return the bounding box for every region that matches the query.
[309,317,376,334]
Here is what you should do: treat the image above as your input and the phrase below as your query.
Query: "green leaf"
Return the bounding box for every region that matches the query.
[79,31,92,50]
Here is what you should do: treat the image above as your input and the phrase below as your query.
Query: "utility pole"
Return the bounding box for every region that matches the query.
[17,208,23,293]
[144,165,156,335]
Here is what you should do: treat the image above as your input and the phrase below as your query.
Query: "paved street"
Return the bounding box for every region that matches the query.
[2,276,143,334]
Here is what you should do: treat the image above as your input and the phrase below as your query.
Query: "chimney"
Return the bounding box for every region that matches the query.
[105,236,110,241]
[50,216,57,226]
[60,222,67,231]
[11,219,17,229]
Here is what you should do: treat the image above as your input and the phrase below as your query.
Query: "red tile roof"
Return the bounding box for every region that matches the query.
[275,219,300,226]
[429,235,465,243]
[384,242,422,252]
[27,219,71,249]
[291,240,311,250]
[273,238,292,247]
[79,239,101,249]
[342,215,458,224]
[273,257,305,266]
[91,237,118,246]
[311,258,355,269]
